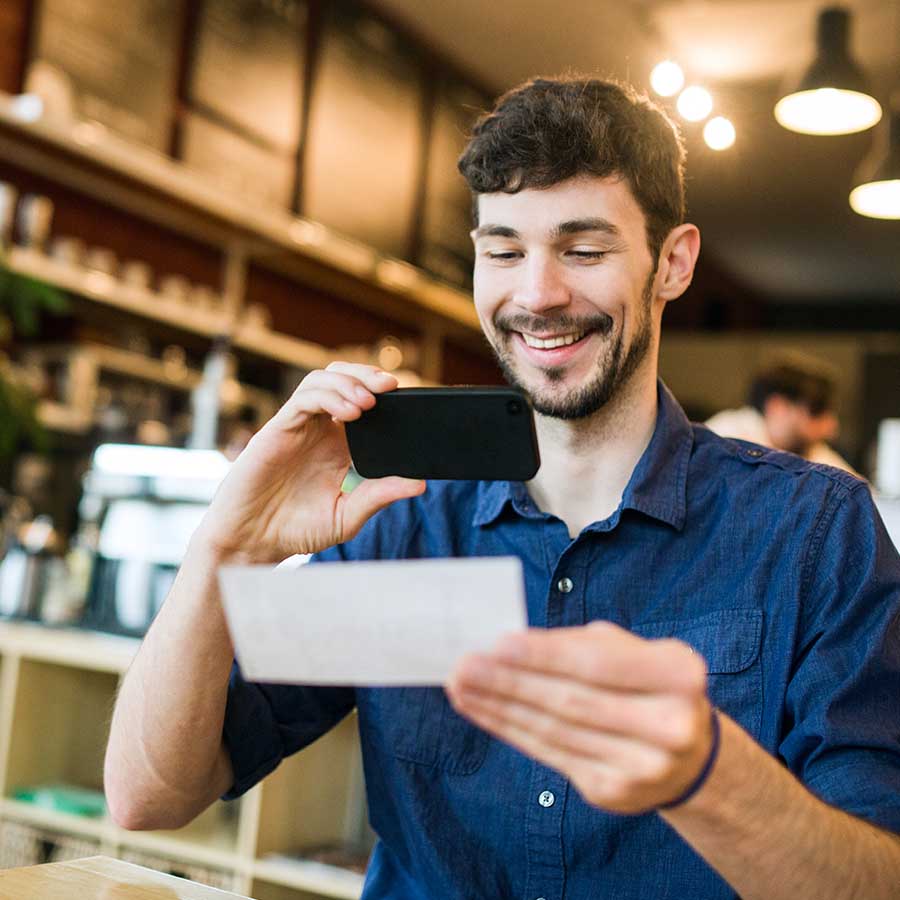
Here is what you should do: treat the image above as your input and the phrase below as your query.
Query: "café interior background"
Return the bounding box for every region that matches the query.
[0,0,897,896]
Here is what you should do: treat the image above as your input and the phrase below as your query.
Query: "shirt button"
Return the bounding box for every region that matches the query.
[745,447,764,458]
[538,790,555,807]
[557,577,573,594]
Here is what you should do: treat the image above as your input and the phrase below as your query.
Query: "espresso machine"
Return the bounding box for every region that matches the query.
[80,444,230,636]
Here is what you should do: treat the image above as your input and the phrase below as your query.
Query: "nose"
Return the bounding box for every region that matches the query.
[513,253,570,314]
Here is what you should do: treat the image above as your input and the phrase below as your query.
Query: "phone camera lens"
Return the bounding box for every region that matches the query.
[507,399,522,415]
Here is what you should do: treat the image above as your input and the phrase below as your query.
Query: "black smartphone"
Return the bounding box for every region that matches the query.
[344,387,540,481]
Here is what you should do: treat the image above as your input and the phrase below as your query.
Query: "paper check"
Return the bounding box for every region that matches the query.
[218,556,528,685]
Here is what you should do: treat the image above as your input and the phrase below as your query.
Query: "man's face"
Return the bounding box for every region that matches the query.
[764,395,838,457]
[471,176,660,420]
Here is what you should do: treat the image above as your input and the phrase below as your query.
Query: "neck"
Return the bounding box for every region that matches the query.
[526,367,659,537]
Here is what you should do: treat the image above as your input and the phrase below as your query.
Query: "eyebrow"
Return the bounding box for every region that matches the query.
[472,217,622,241]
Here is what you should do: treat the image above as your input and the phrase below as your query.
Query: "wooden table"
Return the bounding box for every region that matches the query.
[0,856,253,899]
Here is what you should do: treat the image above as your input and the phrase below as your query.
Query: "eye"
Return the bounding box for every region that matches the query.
[485,250,522,261]
[566,249,606,260]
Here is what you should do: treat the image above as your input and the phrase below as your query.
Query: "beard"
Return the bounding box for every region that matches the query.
[487,273,656,421]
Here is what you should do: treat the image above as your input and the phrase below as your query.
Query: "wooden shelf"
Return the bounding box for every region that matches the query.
[0,798,242,873]
[5,246,334,371]
[232,323,331,371]
[36,400,92,434]
[0,621,138,674]
[6,246,230,338]
[114,816,242,873]
[0,623,370,899]
[25,342,279,434]
[0,93,480,337]
[0,797,109,841]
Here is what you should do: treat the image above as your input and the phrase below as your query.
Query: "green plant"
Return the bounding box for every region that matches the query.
[0,256,69,460]
[0,362,47,458]
[0,259,69,335]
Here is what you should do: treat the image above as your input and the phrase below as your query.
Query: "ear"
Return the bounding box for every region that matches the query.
[655,223,701,302]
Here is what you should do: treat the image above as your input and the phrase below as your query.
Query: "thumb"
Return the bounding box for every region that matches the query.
[340,476,426,539]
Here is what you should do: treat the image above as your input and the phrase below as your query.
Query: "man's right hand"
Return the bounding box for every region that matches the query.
[191,362,426,563]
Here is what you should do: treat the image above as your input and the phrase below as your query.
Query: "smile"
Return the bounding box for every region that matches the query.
[520,330,587,349]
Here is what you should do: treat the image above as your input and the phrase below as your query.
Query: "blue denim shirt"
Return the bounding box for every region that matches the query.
[223,383,900,900]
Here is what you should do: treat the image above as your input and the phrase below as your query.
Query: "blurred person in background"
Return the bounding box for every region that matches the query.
[705,359,859,475]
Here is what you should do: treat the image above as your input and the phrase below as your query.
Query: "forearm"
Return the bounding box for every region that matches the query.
[662,713,900,900]
[104,537,238,830]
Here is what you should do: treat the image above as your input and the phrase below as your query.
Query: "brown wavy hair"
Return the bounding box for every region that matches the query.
[458,76,686,265]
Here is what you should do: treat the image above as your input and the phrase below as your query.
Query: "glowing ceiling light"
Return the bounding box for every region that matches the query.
[775,88,882,136]
[775,7,881,136]
[850,180,900,218]
[677,86,713,122]
[703,116,736,150]
[650,61,684,98]
[850,108,900,219]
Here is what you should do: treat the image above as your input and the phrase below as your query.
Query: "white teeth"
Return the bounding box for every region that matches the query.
[521,331,585,349]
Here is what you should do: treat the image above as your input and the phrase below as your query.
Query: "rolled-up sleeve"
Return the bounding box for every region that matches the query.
[780,481,900,832]
[222,664,356,800]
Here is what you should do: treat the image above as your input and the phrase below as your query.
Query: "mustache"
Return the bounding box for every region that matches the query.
[495,312,614,336]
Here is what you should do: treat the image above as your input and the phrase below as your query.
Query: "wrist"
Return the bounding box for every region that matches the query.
[659,706,721,811]
[185,522,282,568]
[187,529,265,568]
[659,710,767,831]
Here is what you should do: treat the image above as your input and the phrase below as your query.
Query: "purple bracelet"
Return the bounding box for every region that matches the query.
[658,707,721,810]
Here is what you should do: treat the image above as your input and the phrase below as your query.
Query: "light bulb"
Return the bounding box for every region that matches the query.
[677,86,713,122]
[849,180,900,219]
[850,109,900,219]
[650,61,684,98]
[775,88,882,136]
[774,8,882,136]
[703,116,736,150]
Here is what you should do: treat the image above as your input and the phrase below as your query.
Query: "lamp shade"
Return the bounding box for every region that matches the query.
[775,7,882,135]
[850,108,900,219]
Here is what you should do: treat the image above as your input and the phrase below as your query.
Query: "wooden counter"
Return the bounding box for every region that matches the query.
[0,855,253,899]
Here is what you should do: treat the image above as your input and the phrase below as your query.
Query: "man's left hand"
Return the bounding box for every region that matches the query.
[445,621,714,814]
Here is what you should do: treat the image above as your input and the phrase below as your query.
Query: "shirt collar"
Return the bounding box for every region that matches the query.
[472,380,693,531]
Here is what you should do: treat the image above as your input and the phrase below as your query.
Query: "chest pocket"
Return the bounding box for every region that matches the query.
[360,686,489,775]
[632,608,764,739]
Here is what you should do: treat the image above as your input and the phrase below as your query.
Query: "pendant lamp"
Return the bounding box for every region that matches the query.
[850,101,900,219]
[775,7,882,135]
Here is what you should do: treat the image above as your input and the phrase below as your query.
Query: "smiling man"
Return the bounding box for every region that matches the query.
[105,77,900,899]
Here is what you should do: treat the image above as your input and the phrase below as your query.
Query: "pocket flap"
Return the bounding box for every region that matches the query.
[632,609,763,674]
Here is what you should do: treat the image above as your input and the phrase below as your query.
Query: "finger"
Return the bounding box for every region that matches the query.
[455,693,661,813]
[324,362,399,393]
[449,656,703,752]
[276,387,367,424]
[449,685,671,779]
[296,370,378,408]
[491,623,707,695]
[339,476,426,537]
